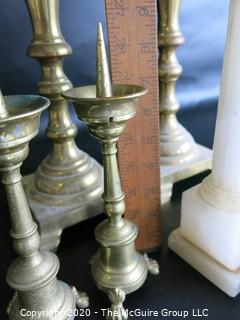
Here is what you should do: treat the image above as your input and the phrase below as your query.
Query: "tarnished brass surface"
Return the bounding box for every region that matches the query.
[63,23,159,320]
[0,91,88,319]
[158,0,212,203]
[158,0,198,164]
[23,0,104,251]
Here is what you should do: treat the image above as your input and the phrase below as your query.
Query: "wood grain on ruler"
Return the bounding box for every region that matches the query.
[105,0,161,251]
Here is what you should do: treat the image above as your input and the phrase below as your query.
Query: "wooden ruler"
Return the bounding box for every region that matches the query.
[105,0,161,251]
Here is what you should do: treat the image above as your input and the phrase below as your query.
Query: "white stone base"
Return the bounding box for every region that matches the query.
[169,229,240,297]
[181,184,240,270]
[161,144,212,204]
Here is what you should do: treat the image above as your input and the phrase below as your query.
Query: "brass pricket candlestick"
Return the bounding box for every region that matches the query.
[158,0,212,203]
[64,23,159,319]
[0,91,88,319]
[24,0,103,251]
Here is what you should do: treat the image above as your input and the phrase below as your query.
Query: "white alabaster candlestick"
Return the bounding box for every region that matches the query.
[169,0,240,297]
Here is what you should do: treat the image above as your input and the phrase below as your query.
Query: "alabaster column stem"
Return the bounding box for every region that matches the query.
[210,0,240,193]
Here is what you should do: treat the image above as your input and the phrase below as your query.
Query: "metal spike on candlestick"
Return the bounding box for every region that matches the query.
[158,0,212,204]
[23,0,103,251]
[63,23,159,319]
[0,90,88,319]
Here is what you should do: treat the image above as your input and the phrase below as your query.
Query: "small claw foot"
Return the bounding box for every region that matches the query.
[72,286,89,308]
[106,288,128,320]
[6,292,18,315]
[144,253,160,275]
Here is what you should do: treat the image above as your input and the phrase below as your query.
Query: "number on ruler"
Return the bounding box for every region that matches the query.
[136,6,150,16]
[138,41,153,54]
[113,0,126,16]
[115,37,128,55]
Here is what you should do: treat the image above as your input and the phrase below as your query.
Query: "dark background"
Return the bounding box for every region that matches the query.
[0,0,230,150]
[0,0,235,319]
[0,0,228,109]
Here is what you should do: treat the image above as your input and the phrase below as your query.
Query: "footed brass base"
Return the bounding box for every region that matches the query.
[91,219,159,320]
[91,249,159,320]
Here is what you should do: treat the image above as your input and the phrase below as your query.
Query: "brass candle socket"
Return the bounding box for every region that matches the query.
[0,91,88,319]
[158,0,212,204]
[23,0,103,251]
[63,23,159,320]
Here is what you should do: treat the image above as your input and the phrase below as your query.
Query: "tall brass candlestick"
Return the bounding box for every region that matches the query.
[0,91,88,319]
[64,23,159,320]
[24,0,103,251]
[158,0,212,203]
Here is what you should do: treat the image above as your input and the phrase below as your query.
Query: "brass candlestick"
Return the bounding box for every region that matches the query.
[158,0,212,203]
[64,23,159,319]
[0,91,88,319]
[23,0,103,251]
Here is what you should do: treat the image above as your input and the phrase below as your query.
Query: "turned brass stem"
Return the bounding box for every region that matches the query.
[158,0,198,165]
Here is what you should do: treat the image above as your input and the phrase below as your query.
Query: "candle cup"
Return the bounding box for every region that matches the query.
[169,0,240,297]
[23,0,104,251]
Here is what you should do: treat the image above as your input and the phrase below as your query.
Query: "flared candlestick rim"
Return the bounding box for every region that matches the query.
[63,84,147,104]
[0,95,49,124]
